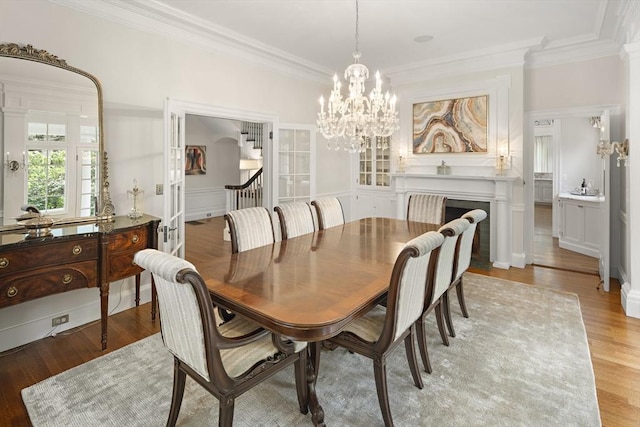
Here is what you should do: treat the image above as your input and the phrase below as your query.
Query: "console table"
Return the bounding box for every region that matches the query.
[0,214,160,350]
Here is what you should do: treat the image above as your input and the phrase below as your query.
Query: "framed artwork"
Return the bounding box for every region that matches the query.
[185,145,206,175]
[413,95,488,154]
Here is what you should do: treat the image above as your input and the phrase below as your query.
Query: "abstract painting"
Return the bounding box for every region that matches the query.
[185,145,206,175]
[413,95,488,154]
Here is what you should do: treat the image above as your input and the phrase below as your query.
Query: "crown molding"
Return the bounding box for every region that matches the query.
[49,0,331,83]
[525,38,621,69]
[386,45,532,87]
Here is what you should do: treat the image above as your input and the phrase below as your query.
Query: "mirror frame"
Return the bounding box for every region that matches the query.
[0,42,114,220]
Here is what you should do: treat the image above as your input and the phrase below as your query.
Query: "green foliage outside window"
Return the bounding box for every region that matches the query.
[27,150,66,211]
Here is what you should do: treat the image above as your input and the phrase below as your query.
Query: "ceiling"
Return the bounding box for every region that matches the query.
[108,0,628,74]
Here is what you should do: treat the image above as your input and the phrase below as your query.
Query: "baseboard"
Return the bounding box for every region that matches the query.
[511,252,526,269]
[0,278,153,353]
[621,282,640,319]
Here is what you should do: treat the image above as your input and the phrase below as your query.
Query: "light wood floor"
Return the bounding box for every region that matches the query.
[0,216,638,426]
[534,203,600,275]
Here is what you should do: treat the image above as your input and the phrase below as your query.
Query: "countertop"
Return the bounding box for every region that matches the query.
[558,192,605,203]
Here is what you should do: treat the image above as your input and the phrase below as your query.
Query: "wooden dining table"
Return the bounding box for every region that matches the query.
[202,217,439,426]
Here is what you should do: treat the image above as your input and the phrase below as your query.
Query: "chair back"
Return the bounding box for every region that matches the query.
[225,207,275,253]
[455,209,488,280]
[311,197,345,230]
[384,231,444,342]
[407,193,447,224]
[429,218,470,305]
[274,202,315,240]
[133,249,217,382]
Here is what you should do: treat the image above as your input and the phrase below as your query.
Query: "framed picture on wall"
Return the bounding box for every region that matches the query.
[413,95,488,154]
[185,145,206,175]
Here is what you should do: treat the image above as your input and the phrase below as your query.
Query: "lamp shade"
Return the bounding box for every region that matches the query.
[239,158,262,170]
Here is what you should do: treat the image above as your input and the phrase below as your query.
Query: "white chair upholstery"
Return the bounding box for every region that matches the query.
[225,207,275,253]
[311,197,345,230]
[274,202,315,240]
[415,218,469,373]
[442,209,488,337]
[328,231,444,426]
[407,193,447,225]
[133,249,308,427]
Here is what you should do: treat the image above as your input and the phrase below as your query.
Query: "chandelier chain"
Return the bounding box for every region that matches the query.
[354,0,359,57]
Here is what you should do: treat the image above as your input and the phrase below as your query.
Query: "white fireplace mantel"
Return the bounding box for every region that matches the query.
[392,173,518,269]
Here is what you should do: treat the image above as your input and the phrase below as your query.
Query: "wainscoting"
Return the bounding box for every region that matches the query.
[185,187,227,221]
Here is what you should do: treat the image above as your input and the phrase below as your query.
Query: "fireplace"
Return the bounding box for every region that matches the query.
[392,173,517,269]
[445,199,491,269]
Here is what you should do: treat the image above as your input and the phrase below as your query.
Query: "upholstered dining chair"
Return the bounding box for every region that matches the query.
[225,207,275,254]
[310,197,345,230]
[415,218,469,374]
[133,249,308,427]
[442,209,488,337]
[326,231,445,427]
[406,193,447,225]
[274,201,315,240]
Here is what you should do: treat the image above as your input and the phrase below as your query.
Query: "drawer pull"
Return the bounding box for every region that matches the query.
[131,235,140,244]
[62,274,73,284]
[72,245,82,255]
[7,286,18,298]
[0,257,8,269]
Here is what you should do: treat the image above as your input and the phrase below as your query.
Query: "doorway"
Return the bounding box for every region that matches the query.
[525,107,611,282]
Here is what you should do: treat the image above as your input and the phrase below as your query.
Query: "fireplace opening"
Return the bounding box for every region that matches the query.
[445,199,491,270]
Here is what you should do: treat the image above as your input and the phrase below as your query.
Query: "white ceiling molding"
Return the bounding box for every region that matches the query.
[388,48,529,87]
[49,0,331,82]
[49,0,631,83]
[526,39,621,69]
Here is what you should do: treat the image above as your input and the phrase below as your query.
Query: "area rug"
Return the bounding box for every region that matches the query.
[22,273,600,426]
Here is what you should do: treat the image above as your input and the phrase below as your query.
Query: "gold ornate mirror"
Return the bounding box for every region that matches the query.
[0,43,113,227]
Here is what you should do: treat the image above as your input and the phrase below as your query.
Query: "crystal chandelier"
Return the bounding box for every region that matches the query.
[317,0,399,153]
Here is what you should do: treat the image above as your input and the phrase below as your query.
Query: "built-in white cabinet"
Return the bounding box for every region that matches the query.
[558,195,602,258]
[355,189,394,219]
[278,125,315,204]
[534,179,553,204]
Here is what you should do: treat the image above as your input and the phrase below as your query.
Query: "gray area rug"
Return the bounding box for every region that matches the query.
[22,273,600,426]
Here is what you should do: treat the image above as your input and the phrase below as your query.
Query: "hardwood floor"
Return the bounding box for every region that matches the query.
[1,216,638,426]
[534,203,599,275]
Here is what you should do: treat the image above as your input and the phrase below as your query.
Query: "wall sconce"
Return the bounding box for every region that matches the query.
[496,145,510,176]
[597,139,629,167]
[590,116,604,130]
[5,152,26,172]
[397,146,407,172]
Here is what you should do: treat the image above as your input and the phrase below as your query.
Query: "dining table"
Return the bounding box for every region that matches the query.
[202,217,439,426]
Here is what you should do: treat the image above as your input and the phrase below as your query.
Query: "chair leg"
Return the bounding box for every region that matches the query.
[217,307,236,323]
[373,359,394,427]
[294,350,309,414]
[442,291,456,338]
[404,329,423,389]
[218,397,235,427]
[166,360,186,427]
[435,301,449,346]
[415,316,432,374]
[456,278,469,318]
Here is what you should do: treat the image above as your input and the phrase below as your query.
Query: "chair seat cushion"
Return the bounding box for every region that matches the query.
[219,316,307,377]
[341,305,386,342]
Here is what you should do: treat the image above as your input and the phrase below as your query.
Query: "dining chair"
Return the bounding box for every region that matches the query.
[406,193,447,225]
[326,231,445,427]
[225,207,275,254]
[442,209,488,337]
[415,218,469,374]
[310,197,345,230]
[133,249,308,427]
[274,201,315,240]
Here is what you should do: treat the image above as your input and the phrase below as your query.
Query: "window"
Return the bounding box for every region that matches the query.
[534,135,552,173]
[279,127,313,203]
[26,114,99,216]
[359,137,390,187]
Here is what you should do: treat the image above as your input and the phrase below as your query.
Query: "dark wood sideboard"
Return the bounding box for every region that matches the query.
[0,214,160,350]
